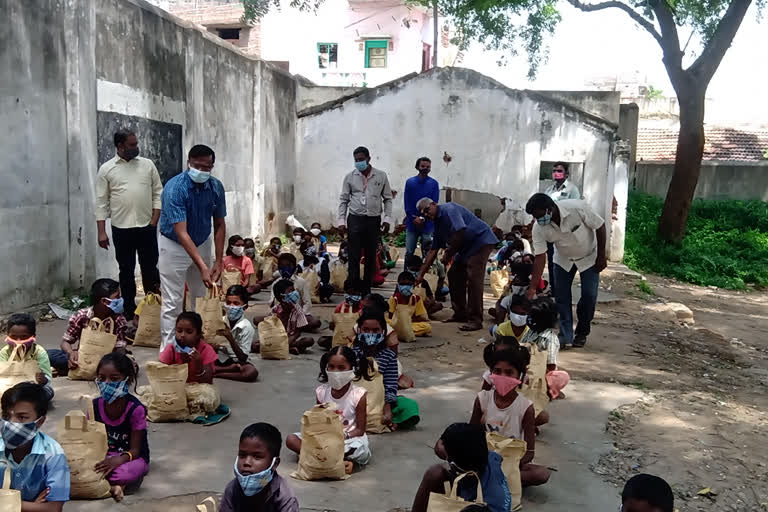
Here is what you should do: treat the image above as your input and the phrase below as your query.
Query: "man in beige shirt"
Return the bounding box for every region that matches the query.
[95,130,163,320]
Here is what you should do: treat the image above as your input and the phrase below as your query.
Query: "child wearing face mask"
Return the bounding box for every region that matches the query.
[491,295,537,341]
[262,279,315,355]
[159,312,217,384]
[91,353,149,501]
[527,297,568,400]
[223,235,255,287]
[309,222,327,255]
[318,279,366,350]
[267,254,321,332]
[286,346,372,473]
[48,278,128,377]
[353,310,420,430]
[213,286,259,382]
[222,423,298,512]
[259,237,283,281]
[405,256,443,317]
[387,272,432,338]
[0,383,70,512]
[470,348,551,487]
[1,314,54,402]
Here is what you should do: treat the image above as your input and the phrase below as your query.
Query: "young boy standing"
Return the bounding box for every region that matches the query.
[1,315,54,401]
[221,423,298,512]
[0,383,70,512]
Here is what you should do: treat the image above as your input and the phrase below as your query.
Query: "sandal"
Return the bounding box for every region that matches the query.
[459,323,483,332]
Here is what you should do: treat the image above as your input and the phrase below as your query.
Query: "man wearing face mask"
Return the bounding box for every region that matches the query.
[337,146,393,291]
[157,145,227,351]
[95,130,163,321]
[525,193,606,349]
[403,157,440,261]
[542,162,580,289]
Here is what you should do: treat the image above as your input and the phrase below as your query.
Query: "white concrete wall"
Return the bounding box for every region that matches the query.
[295,67,616,229]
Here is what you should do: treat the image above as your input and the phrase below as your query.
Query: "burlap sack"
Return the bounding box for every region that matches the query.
[0,345,40,397]
[521,344,549,417]
[134,293,162,348]
[486,433,527,511]
[258,315,290,360]
[185,383,221,418]
[332,304,358,347]
[0,465,21,512]
[390,298,416,343]
[424,272,439,294]
[145,362,189,422]
[69,318,117,381]
[221,268,242,294]
[57,405,111,499]
[426,472,486,512]
[357,358,389,434]
[261,257,276,281]
[389,246,400,264]
[195,496,218,512]
[196,285,228,347]
[304,269,320,303]
[490,268,509,298]
[250,255,263,281]
[291,403,347,481]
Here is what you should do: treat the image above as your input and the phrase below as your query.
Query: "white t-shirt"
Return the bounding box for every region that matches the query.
[316,383,367,433]
[477,390,532,440]
[544,180,581,202]
[532,199,605,271]
[217,316,255,363]
[270,274,313,316]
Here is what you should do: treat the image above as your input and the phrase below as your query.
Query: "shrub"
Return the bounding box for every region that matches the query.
[624,193,768,290]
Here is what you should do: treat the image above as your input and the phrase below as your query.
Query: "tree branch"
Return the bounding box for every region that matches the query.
[649,0,685,88]
[689,0,753,83]
[566,0,662,44]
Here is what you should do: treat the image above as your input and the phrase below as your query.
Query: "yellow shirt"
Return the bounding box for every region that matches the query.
[95,155,163,228]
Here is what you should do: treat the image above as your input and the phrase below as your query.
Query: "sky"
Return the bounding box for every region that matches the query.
[460,3,768,125]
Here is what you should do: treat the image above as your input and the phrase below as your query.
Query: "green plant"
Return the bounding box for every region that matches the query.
[644,85,664,100]
[636,280,656,295]
[393,231,407,248]
[624,192,768,290]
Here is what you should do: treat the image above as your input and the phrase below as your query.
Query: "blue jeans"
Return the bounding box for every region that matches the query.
[405,229,433,261]
[553,263,600,345]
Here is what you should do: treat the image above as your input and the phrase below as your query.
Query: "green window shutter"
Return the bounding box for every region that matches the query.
[364,40,388,68]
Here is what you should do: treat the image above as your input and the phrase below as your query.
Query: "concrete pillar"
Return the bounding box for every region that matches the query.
[608,140,631,262]
[618,103,639,187]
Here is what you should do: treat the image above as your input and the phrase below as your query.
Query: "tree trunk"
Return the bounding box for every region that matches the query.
[433,0,438,67]
[657,84,706,243]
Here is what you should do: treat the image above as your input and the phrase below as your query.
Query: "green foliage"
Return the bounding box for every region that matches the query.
[241,0,324,22]
[644,85,664,100]
[636,280,656,295]
[624,192,768,290]
[393,231,407,247]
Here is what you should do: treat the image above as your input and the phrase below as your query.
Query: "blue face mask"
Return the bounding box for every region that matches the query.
[536,211,552,226]
[345,294,361,304]
[104,297,124,315]
[96,378,130,404]
[225,305,245,323]
[279,266,295,279]
[173,339,193,354]
[234,457,276,496]
[187,167,211,184]
[359,332,385,346]
[283,290,300,304]
[397,284,414,296]
[354,160,369,172]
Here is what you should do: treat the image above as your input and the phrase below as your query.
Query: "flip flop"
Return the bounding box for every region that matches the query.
[191,404,231,426]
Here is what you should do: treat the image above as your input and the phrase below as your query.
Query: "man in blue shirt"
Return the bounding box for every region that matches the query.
[415,198,498,332]
[403,157,440,261]
[158,144,227,350]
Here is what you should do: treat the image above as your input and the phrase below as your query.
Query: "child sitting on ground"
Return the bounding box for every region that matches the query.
[0,383,70,512]
[159,312,217,384]
[2,314,54,401]
[388,272,432,338]
[353,309,420,430]
[213,286,259,382]
[92,353,149,501]
[48,278,127,377]
[263,279,315,355]
[259,237,282,281]
[470,347,550,487]
[221,423,299,512]
[411,423,510,512]
[309,222,328,255]
[286,228,305,257]
[359,294,414,389]
[286,346,372,473]
[318,279,366,350]
[222,235,255,287]
[268,253,321,331]
[405,255,443,317]
[527,297,569,400]
[621,474,674,512]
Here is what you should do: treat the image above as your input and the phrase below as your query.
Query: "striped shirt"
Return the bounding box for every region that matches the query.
[356,347,399,404]
[62,307,127,350]
[0,432,70,502]
[159,170,227,247]
[495,325,559,365]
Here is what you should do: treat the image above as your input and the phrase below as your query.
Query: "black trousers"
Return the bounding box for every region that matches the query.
[112,224,160,319]
[347,214,381,292]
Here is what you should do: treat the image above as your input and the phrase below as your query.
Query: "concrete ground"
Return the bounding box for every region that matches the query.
[33,264,641,512]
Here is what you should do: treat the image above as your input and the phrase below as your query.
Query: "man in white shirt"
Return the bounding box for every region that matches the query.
[542,162,581,291]
[95,130,163,320]
[526,193,607,348]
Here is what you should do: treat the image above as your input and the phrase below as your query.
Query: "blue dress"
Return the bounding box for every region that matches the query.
[456,452,511,512]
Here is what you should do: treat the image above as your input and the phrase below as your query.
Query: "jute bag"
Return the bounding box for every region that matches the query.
[186,383,221,418]
[490,268,509,298]
[486,433,527,511]
[291,403,347,481]
[427,472,486,512]
[258,315,290,360]
[0,465,21,512]
[389,247,400,264]
[330,262,347,292]
[134,293,162,348]
[424,272,439,294]
[521,345,549,417]
[357,359,389,434]
[195,496,218,512]
[69,318,117,381]
[261,257,276,280]
[221,268,242,294]
[196,285,227,346]
[390,297,416,343]
[332,304,358,347]
[145,362,189,422]
[0,345,40,396]
[304,269,320,303]
[58,404,111,499]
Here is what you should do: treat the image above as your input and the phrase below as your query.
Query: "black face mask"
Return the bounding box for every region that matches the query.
[123,147,140,160]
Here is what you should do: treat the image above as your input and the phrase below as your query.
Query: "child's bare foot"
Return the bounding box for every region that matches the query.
[110,485,125,502]
[398,374,415,389]
[344,461,354,475]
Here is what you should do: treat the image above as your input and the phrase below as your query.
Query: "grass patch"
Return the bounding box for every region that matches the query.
[636,280,655,296]
[624,192,768,290]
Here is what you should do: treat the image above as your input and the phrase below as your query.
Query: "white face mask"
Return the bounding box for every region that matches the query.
[508,312,528,327]
[327,369,356,390]
[293,235,302,243]
[310,228,321,236]
[231,246,245,256]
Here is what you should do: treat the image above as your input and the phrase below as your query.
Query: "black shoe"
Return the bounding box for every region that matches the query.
[573,334,587,348]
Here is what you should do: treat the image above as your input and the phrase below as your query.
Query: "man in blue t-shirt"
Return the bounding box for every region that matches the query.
[157,144,227,350]
[403,157,440,261]
[415,198,498,332]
